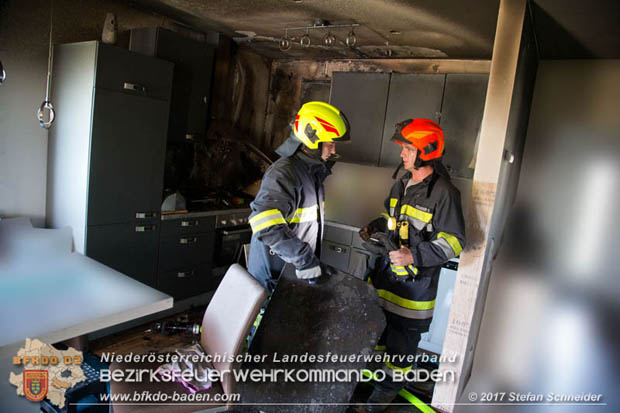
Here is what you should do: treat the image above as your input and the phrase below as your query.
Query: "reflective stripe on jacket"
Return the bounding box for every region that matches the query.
[247,137,329,292]
[369,171,466,321]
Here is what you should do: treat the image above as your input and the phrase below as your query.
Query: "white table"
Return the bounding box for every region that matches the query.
[0,217,173,411]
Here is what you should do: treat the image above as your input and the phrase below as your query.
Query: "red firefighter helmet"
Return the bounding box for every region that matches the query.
[391,118,445,161]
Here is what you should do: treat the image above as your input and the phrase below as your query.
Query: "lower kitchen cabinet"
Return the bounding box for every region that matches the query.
[321,241,351,273]
[158,232,215,272]
[321,222,372,279]
[158,263,211,300]
[321,243,371,281]
[157,215,217,299]
[86,222,160,287]
[321,221,459,353]
[324,224,353,246]
[160,215,216,237]
[348,248,371,280]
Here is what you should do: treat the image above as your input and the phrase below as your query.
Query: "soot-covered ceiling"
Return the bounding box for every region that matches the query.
[131,0,620,59]
[131,0,501,59]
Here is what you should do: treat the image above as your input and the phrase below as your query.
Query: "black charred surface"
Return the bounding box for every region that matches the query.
[238,267,386,412]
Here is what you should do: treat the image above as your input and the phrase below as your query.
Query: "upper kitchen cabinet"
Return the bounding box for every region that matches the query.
[87,88,170,226]
[379,73,445,167]
[130,28,216,143]
[329,72,390,166]
[440,74,489,179]
[329,71,488,175]
[46,41,172,284]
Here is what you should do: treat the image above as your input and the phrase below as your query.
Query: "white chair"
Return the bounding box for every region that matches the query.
[110,264,267,412]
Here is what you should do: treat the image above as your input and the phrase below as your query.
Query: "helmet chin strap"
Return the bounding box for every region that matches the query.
[301,144,325,162]
[414,154,429,169]
[301,142,342,163]
[392,161,403,179]
[326,153,340,161]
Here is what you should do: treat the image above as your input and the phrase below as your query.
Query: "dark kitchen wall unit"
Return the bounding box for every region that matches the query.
[130,28,216,143]
[329,72,390,166]
[47,41,173,287]
[379,73,445,167]
[440,74,489,179]
[329,72,488,178]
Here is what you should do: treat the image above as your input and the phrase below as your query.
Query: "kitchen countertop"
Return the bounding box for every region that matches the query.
[162,212,359,229]
[324,220,360,232]
[160,207,251,220]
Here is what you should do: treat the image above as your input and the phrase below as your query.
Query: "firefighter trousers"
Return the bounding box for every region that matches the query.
[374,311,428,394]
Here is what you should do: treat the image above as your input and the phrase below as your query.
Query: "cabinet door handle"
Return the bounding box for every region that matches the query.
[136,212,157,219]
[135,224,157,232]
[123,82,147,94]
[179,237,198,245]
[330,245,346,254]
[222,228,252,236]
[177,270,194,278]
[181,220,199,227]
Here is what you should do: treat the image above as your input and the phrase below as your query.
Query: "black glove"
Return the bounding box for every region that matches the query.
[359,224,376,242]
[362,232,399,255]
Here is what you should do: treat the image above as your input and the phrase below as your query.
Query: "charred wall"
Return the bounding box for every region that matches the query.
[263,59,490,150]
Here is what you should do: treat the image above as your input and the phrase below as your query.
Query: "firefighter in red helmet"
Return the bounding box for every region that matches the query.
[356,118,466,412]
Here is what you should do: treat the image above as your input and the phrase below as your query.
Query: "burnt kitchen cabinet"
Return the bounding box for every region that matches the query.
[130,27,216,143]
[46,41,172,287]
[329,71,488,178]
[440,74,489,179]
[329,72,390,166]
[379,73,446,167]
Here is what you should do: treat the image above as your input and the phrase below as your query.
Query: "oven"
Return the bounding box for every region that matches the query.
[212,211,252,277]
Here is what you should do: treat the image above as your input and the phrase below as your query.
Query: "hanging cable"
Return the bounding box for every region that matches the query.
[0,60,5,85]
[37,0,55,129]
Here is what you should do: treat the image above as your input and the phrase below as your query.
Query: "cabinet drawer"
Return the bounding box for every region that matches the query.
[158,232,215,272]
[86,223,159,287]
[161,216,216,236]
[321,241,351,273]
[348,248,371,280]
[95,43,173,101]
[324,224,353,246]
[158,263,211,299]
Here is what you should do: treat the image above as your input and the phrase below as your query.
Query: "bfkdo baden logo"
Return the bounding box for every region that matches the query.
[23,370,49,402]
[9,339,86,408]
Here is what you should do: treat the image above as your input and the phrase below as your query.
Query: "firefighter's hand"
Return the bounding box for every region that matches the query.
[389,246,414,266]
[359,225,374,241]
[296,265,322,280]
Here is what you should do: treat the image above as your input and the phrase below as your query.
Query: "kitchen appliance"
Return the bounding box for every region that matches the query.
[212,210,252,278]
[185,189,253,212]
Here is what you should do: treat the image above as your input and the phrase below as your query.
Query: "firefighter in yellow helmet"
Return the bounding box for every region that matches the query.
[247,102,350,293]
